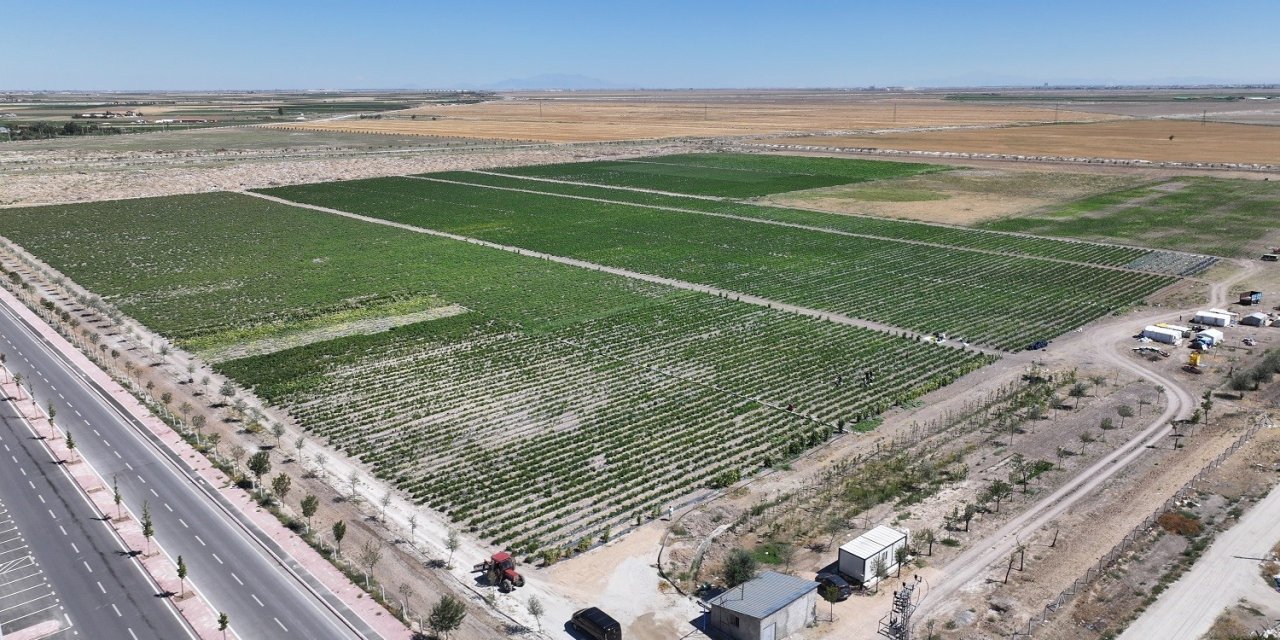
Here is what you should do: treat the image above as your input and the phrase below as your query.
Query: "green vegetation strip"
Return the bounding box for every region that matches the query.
[982,177,1280,258]
[261,177,1176,351]
[491,152,946,198]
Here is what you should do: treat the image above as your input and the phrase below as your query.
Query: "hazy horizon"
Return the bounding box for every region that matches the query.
[4,0,1279,91]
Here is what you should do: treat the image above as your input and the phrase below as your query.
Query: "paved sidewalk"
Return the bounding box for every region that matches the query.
[0,285,410,640]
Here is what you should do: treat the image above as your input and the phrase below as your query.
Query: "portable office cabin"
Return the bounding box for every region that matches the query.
[1196,328,1225,346]
[707,571,818,640]
[1193,311,1232,327]
[838,526,909,584]
[1141,326,1184,346]
[1156,323,1193,337]
[1241,312,1272,327]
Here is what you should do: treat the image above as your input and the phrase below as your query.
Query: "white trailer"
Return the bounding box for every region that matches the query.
[1197,328,1225,346]
[1142,325,1184,346]
[1193,311,1232,327]
[838,525,908,584]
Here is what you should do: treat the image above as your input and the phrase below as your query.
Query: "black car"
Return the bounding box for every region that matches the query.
[569,607,622,640]
[816,572,853,600]
[1027,339,1050,351]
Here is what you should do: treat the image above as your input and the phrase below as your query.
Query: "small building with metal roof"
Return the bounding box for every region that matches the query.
[839,525,909,584]
[706,571,817,640]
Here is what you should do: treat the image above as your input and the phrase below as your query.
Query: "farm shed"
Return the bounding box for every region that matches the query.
[1155,323,1192,337]
[839,525,909,584]
[1141,325,1184,346]
[706,571,817,640]
[1193,311,1232,327]
[1241,312,1272,327]
[1196,328,1225,346]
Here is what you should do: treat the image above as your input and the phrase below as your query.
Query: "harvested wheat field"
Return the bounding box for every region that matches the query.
[774,119,1280,165]
[273,95,1113,142]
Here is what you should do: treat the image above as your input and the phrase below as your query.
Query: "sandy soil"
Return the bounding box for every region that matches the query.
[761,168,1147,225]
[274,97,1114,142]
[769,119,1280,165]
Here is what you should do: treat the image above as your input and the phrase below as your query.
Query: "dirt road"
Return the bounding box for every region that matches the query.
[1119,476,1280,639]
[916,259,1255,624]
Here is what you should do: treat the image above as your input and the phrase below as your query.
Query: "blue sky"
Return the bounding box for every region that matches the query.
[4,0,1278,89]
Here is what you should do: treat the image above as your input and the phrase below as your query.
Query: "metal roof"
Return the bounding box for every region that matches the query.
[840,525,908,560]
[707,571,818,619]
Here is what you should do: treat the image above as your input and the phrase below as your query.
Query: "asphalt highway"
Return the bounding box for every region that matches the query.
[0,398,194,640]
[0,299,383,640]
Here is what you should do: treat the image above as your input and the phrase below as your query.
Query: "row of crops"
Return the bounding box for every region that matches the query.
[0,190,995,549]
[218,295,993,550]
[261,177,1178,351]
[491,152,948,198]
[429,170,1192,271]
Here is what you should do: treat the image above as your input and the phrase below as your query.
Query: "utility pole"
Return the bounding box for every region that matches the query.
[878,575,922,640]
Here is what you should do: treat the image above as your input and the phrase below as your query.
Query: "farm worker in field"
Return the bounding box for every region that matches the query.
[668,506,674,520]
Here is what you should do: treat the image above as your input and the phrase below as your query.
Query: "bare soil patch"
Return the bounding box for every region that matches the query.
[276,97,1112,143]
[770,120,1280,165]
[762,168,1147,225]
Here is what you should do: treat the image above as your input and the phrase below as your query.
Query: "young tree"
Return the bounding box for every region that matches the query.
[445,529,460,568]
[1008,453,1028,493]
[177,555,188,598]
[528,595,545,632]
[247,451,271,495]
[293,436,305,463]
[347,470,362,501]
[1068,382,1089,409]
[217,612,229,639]
[1099,417,1115,431]
[987,480,1012,513]
[332,520,347,556]
[819,583,841,621]
[379,489,392,523]
[723,548,758,587]
[871,556,889,593]
[65,430,76,462]
[358,540,382,589]
[895,544,910,577]
[270,473,292,504]
[300,494,319,533]
[271,423,286,450]
[917,528,936,556]
[1200,390,1214,426]
[113,474,124,520]
[229,444,247,471]
[142,501,155,555]
[398,582,414,619]
[218,381,235,405]
[962,503,978,532]
[178,401,193,426]
[190,414,207,445]
[428,595,466,640]
[1117,405,1135,428]
[407,513,419,547]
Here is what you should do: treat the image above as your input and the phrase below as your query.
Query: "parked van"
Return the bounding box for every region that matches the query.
[569,607,622,640]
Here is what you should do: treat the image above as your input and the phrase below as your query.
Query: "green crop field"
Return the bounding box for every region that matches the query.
[424,170,1208,272]
[982,177,1280,258]
[491,152,946,197]
[262,176,1179,351]
[0,191,992,550]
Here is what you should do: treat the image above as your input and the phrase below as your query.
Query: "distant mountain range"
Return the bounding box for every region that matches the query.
[472,74,626,91]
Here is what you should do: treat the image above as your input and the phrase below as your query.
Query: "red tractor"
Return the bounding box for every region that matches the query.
[473,552,525,593]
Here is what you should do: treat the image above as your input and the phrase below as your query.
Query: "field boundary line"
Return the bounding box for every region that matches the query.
[242,190,1001,356]
[425,172,1200,278]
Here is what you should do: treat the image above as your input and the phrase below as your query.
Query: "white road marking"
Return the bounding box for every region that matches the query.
[96,581,105,594]
[251,593,263,607]
[128,629,139,640]
[274,617,287,632]
[149,489,158,498]
[231,573,243,586]
[211,553,223,565]
[163,503,172,512]
[47,509,55,519]
[111,603,121,617]
[194,535,205,546]
[58,526,66,536]
[82,561,92,573]
[69,543,78,554]
[123,462,133,471]
[36,495,44,505]
[112,451,121,459]
[178,518,188,528]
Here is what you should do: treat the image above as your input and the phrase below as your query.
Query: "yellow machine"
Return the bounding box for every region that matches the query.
[1188,352,1202,368]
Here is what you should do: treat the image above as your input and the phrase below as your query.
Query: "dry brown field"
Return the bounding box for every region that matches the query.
[772,119,1280,164]
[271,96,1114,142]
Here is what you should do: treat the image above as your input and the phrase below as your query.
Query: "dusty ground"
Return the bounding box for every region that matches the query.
[761,167,1148,225]
[768,119,1280,165]
[275,95,1112,142]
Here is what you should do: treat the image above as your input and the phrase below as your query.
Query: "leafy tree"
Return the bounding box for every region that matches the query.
[528,595,544,632]
[247,451,271,494]
[819,583,841,621]
[962,503,978,531]
[987,480,1012,512]
[332,520,347,556]
[358,540,382,588]
[66,430,76,461]
[270,473,291,504]
[1068,382,1089,409]
[177,555,188,597]
[218,612,229,639]
[724,548,758,587]
[218,381,235,404]
[446,528,460,568]
[142,501,154,554]
[229,444,247,471]
[1200,390,1214,426]
[428,595,467,640]
[300,494,319,532]
[271,423,286,449]
[895,544,910,576]
[191,414,207,445]
[1117,405,1134,428]
[871,556,889,592]
[113,474,124,519]
[917,527,936,555]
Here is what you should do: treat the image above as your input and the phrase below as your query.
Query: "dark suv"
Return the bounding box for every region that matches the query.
[569,607,621,640]
[816,572,853,600]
